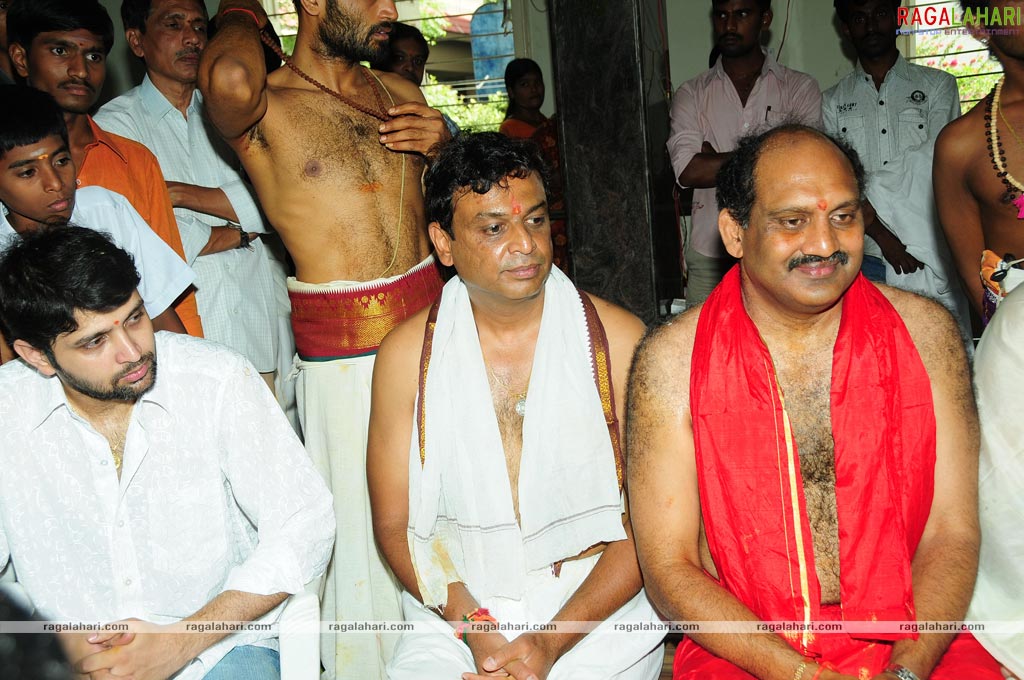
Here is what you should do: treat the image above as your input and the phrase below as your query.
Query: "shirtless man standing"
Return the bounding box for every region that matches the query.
[628,124,1001,680]
[199,1,448,677]
[935,0,1024,322]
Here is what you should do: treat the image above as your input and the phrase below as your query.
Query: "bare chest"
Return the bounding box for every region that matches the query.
[776,356,842,603]
[966,142,1024,251]
[268,95,416,184]
[487,365,531,523]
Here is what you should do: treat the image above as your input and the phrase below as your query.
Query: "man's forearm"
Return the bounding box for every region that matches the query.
[647,560,810,680]
[376,525,422,603]
[167,183,240,223]
[679,152,731,189]
[543,538,643,659]
[888,531,980,678]
[178,589,289,661]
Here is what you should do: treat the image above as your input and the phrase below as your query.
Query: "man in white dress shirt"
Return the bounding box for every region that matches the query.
[0,226,335,680]
[96,0,291,399]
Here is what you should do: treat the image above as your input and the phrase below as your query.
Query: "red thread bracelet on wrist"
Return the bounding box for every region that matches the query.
[220,7,260,26]
[454,607,498,646]
[811,661,838,680]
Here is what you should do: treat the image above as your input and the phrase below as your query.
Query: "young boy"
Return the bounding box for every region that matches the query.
[0,84,194,361]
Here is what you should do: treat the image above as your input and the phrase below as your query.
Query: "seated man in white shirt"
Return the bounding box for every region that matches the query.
[0,226,335,680]
[0,84,193,337]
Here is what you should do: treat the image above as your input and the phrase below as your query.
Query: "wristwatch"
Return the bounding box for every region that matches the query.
[884,664,921,680]
[233,224,252,250]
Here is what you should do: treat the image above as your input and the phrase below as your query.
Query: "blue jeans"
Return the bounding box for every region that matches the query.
[861,254,887,283]
[204,645,280,680]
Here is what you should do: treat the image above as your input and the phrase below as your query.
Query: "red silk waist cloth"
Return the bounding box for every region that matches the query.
[289,260,443,360]
[689,266,935,655]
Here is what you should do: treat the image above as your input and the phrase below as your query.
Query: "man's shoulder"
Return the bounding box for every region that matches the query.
[872,283,964,367]
[776,62,818,85]
[155,332,252,380]
[633,305,702,377]
[935,99,985,160]
[583,291,646,339]
[769,61,820,96]
[379,303,433,363]
[822,70,859,102]
[371,69,427,105]
[92,122,163,169]
[95,85,146,121]
[904,59,957,89]
[679,66,718,93]
[0,359,51,421]
[73,184,132,212]
[0,357,40,388]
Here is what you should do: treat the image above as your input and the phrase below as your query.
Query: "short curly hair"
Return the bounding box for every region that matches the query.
[424,132,550,237]
[716,124,866,229]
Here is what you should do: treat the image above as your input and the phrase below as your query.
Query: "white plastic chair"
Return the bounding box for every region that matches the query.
[279,583,322,680]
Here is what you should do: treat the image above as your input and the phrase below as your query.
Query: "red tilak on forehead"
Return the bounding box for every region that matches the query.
[511,197,522,215]
[113,320,120,326]
[817,199,828,211]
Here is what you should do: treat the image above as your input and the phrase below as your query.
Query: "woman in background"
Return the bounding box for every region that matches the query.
[500,58,547,139]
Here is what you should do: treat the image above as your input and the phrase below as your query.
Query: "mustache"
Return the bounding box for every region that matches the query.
[59,79,94,93]
[369,21,393,36]
[719,32,742,41]
[176,47,202,58]
[788,251,850,271]
[115,352,154,381]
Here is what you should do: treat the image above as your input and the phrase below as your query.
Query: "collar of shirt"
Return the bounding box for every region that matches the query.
[711,47,783,85]
[85,116,129,165]
[854,51,911,88]
[140,74,202,122]
[29,347,172,431]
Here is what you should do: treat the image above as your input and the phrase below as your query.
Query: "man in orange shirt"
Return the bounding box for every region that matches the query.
[7,0,202,337]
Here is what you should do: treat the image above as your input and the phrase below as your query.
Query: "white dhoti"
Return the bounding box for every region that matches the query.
[288,257,444,680]
[389,555,664,680]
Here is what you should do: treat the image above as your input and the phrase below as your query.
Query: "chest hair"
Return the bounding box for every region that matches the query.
[775,351,842,604]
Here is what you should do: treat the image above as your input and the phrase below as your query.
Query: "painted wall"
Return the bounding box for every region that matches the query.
[666,0,856,97]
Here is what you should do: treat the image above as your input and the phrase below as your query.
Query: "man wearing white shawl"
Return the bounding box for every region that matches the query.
[368,133,664,680]
[967,284,1024,680]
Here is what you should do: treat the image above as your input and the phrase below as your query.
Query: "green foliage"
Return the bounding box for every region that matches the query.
[910,1,1004,112]
[417,0,451,44]
[422,74,508,132]
[269,0,298,54]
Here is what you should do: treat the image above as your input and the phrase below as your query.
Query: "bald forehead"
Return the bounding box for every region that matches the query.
[753,131,858,193]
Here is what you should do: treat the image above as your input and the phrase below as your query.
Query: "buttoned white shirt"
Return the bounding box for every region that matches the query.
[823,54,960,258]
[0,332,335,677]
[0,186,194,320]
[668,49,823,257]
[96,76,285,371]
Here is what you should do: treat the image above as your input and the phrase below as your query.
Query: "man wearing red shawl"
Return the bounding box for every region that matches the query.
[627,124,1002,680]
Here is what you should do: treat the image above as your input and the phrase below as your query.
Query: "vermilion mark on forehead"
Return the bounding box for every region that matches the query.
[36,153,51,161]
[817,199,828,211]
[113,320,120,326]
[511,196,522,215]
